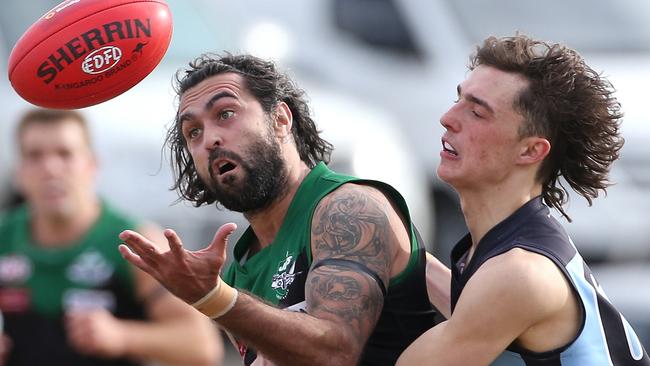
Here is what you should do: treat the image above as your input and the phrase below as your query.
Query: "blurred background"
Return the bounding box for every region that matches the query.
[1,0,649,364]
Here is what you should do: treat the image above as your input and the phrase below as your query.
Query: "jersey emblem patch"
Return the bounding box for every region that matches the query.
[66,250,114,286]
[271,251,301,300]
[63,288,116,312]
[0,255,32,284]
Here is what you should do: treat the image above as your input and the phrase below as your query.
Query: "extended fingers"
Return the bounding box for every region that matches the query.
[118,244,152,273]
[119,230,161,257]
[206,223,238,255]
[118,230,162,275]
[164,228,186,257]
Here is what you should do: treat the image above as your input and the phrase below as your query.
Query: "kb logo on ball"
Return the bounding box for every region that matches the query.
[81,46,122,75]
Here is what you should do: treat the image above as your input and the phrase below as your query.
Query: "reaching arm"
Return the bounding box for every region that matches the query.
[397,248,576,366]
[119,183,406,366]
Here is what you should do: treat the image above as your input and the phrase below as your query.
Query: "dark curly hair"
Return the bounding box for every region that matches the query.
[470,35,624,221]
[166,53,333,207]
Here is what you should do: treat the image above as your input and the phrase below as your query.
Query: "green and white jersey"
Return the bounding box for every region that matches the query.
[223,163,437,366]
[0,202,146,366]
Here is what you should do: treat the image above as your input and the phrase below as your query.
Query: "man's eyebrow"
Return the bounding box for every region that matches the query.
[205,91,237,111]
[457,84,495,115]
[178,91,238,125]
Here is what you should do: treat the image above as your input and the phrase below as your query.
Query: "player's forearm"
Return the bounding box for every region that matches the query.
[397,322,461,366]
[120,317,222,366]
[217,292,360,366]
[398,319,506,366]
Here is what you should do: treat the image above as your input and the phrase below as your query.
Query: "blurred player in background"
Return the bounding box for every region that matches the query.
[0,108,223,366]
[398,34,650,366]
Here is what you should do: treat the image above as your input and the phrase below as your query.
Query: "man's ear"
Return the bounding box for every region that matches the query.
[273,102,293,139]
[517,137,551,165]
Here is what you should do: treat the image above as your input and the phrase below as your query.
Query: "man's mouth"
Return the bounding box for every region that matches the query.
[442,139,458,156]
[214,159,237,175]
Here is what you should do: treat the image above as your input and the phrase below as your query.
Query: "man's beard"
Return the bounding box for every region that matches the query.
[206,135,288,213]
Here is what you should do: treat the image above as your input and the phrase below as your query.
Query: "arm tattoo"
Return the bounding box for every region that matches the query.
[307,185,396,345]
[307,265,384,343]
[312,186,393,277]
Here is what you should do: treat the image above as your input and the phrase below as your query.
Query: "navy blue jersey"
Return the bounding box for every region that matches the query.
[450,197,649,365]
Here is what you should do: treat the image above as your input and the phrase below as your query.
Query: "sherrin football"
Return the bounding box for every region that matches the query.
[8,0,173,109]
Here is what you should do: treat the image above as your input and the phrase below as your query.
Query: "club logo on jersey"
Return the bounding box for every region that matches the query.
[66,250,114,286]
[271,251,301,300]
[63,288,116,312]
[0,255,32,284]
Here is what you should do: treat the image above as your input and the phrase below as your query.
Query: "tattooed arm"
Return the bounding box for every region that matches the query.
[214,183,406,365]
[120,183,406,365]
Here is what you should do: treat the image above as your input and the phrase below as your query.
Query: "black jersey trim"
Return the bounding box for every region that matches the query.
[312,258,387,297]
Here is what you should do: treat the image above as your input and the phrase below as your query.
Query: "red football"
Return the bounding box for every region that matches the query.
[7,0,173,109]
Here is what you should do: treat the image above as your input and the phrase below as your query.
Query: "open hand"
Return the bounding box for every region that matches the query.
[118,223,237,304]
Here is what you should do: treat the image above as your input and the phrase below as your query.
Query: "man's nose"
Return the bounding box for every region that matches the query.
[440,102,464,133]
[41,154,64,176]
[203,123,223,151]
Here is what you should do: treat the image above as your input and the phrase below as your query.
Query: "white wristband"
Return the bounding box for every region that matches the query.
[191,277,238,319]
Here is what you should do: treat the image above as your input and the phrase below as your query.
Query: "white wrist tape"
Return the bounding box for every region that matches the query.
[191,277,238,319]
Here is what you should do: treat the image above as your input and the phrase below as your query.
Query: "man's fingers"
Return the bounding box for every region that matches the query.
[119,230,161,257]
[205,223,237,255]
[118,244,153,274]
[164,228,185,256]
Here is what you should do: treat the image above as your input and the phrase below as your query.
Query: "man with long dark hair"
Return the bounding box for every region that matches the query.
[398,34,650,365]
[119,54,450,365]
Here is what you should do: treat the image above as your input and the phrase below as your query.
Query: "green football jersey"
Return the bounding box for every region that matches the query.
[223,162,437,366]
[0,202,145,366]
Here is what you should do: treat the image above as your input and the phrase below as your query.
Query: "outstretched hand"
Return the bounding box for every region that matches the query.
[118,223,237,304]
